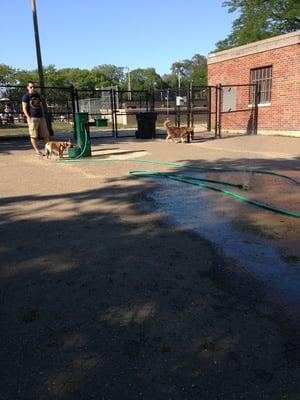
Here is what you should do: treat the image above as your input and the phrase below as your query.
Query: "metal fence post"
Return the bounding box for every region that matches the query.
[113,89,118,138]
[110,88,116,138]
[208,87,211,132]
[150,91,155,112]
[70,85,77,140]
[214,85,218,138]
[74,88,79,114]
[217,84,222,138]
[187,82,191,128]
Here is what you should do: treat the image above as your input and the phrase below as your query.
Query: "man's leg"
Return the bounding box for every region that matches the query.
[30,137,41,154]
[28,118,43,154]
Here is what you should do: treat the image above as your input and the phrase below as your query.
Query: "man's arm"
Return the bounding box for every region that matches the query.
[22,102,30,121]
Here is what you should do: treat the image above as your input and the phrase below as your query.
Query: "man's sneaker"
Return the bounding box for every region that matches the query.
[35,151,44,156]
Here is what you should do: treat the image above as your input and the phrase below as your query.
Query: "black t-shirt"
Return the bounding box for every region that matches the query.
[22,93,43,118]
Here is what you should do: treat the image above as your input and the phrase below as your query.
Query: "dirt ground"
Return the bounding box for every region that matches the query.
[0,134,300,400]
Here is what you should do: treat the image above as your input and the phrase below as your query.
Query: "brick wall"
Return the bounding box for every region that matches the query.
[208,44,300,133]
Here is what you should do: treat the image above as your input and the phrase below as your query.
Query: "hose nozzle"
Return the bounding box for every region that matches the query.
[242,184,250,191]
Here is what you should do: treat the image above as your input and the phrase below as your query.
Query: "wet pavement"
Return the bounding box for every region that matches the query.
[145,173,300,315]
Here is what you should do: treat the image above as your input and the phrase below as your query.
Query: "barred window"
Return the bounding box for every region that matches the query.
[250,66,272,104]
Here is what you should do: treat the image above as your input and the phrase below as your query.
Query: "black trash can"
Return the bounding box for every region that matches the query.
[135,112,157,139]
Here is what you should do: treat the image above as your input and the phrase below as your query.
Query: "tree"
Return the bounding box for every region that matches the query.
[0,64,17,85]
[163,54,207,88]
[162,73,177,90]
[130,68,164,91]
[43,65,66,87]
[215,0,300,51]
[91,65,124,89]
[58,68,94,89]
[189,54,207,86]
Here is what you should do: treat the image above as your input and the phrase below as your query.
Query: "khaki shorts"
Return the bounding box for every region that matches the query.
[28,117,49,139]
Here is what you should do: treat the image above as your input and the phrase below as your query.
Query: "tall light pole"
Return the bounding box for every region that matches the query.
[124,66,132,101]
[175,67,184,127]
[176,66,184,96]
[31,0,45,98]
[166,88,170,115]
[31,0,53,134]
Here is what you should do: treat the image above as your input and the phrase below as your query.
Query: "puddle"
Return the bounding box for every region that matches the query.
[144,173,300,308]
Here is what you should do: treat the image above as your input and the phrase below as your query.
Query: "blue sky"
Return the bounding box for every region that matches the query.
[1,0,237,75]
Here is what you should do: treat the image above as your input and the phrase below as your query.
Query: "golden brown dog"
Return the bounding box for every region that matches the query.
[45,140,71,159]
[164,120,193,143]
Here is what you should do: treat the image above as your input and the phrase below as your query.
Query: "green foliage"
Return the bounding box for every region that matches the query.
[129,68,164,91]
[0,64,17,85]
[91,65,124,89]
[0,53,208,104]
[56,67,95,89]
[162,73,178,89]
[169,54,207,86]
[215,0,300,51]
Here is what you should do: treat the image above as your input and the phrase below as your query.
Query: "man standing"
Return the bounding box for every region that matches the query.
[22,81,49,155]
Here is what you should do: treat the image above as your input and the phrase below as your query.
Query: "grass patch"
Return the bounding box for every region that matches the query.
[0,122,74,137]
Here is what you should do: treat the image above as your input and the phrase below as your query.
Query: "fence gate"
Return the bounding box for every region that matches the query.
[148,87,213,139]
[113,90,153,138]
[217,84,259,138]
[188,85,217,140]
[151,88,186,137]
[75,88,115,138]
[1,83,258,141]
[73,85,259,140]
[146,86,216,140]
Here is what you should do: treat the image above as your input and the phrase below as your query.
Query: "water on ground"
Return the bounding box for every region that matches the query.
[145,173,300,313]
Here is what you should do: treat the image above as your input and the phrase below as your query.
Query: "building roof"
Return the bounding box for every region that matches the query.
[207,30,300,64]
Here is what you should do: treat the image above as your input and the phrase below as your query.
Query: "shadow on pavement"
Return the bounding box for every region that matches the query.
[1,177,300,400]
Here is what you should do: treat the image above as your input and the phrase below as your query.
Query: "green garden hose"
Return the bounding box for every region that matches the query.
[58,133,300,218]
[69,127,89,159]
[128,169,300,219]
[59,156,300,186]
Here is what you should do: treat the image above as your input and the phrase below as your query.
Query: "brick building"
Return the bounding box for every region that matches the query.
[207,31,300,136]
